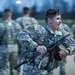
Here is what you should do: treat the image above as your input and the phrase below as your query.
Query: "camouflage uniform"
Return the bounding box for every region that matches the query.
[0,20,22,75]
[16,15,38,74]
[0,23,10,75]
[60,24,75,75]
[17,24,75,75]
[16,15,38,29]
[60,24,73,36]
[60,24,70,31]
[59,24,71,75]
[71,24,75,64]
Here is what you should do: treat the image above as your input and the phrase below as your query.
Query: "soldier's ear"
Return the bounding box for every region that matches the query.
[48,18,52,23]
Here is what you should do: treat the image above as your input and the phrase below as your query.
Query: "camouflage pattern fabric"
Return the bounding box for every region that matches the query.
[71,24,75,67]
[17,24,75,75]
[16,15,38,29]
[0,20,22,75]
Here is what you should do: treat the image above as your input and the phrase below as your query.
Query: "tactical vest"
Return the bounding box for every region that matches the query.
[1,20,17,44]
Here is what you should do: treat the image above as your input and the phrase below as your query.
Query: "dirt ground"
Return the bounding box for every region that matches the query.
[53,54,75,75]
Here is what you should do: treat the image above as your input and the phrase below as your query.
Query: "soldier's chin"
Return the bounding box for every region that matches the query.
[55,27,59,30]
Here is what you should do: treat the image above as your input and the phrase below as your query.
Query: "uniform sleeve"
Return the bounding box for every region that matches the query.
[0,23,5,44]
[17,28,38,52]
[0,23,5,37]
[31,17,38,24]
[62,30,75,55]
[15,22,22,34]
[15,17,22,24]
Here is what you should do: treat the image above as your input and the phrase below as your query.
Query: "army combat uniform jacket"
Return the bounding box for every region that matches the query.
[0,20,22,75]
[16,15,38,29]
[17,24,75,75]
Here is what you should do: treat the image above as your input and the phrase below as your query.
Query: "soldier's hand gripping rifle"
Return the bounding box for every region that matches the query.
[14,34,70,69]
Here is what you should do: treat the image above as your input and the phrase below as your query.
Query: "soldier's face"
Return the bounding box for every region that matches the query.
[48,15,62,31]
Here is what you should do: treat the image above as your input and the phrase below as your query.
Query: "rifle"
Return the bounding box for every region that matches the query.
[14,34,70,69]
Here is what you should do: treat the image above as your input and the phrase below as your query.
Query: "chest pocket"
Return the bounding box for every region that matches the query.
[29,29,44,45]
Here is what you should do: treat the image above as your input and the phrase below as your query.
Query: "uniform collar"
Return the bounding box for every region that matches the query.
[45,24,62,36]
[46,24,55,34]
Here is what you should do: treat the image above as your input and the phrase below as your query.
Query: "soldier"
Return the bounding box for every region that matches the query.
[59,24,74,75]
[71,24,75,64]
[0,9,22,75]
[16,7,39,74]
[16,7,38,29]
[17,9,75,75]
[0,23,10,75]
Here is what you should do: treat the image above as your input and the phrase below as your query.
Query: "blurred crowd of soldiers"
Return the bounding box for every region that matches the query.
[0,7,75,75]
